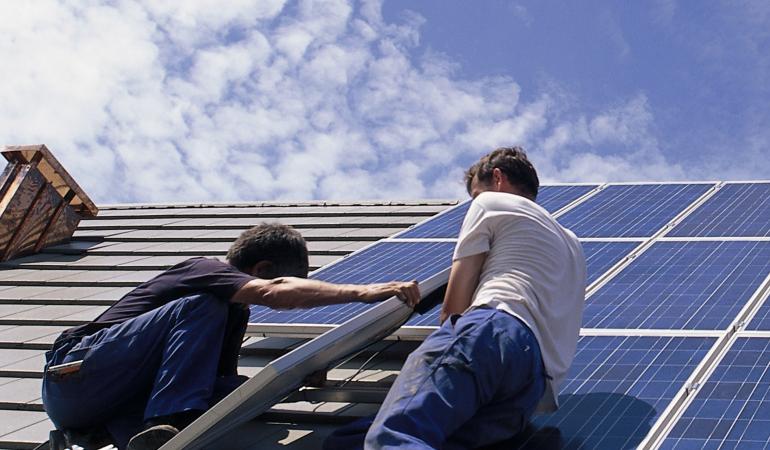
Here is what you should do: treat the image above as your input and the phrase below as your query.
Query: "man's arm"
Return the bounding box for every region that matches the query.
[231,277,420,309]
[439,252,487,324]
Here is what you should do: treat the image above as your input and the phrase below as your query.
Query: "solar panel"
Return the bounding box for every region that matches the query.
[511,336,715,449]
[660,337,770,449]
[584,241,770,330]
[405,240,637,327]
[395,201,471,239]
[397,184,595,239]
[669,183,770,237]
[557,184,713,238]
[248,241,454,325]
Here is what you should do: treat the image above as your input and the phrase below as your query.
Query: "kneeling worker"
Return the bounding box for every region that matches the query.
[42,223,419,450]
[364,147,586,448]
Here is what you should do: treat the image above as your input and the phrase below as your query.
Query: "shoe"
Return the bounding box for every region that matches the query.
[61,426,115,449]
[126,424,179,450]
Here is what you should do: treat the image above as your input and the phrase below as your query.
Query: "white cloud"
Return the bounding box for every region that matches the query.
[0,0,690,203]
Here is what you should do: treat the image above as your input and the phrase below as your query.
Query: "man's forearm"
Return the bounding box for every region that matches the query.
[439,253,486,324]
[231,277,420,309]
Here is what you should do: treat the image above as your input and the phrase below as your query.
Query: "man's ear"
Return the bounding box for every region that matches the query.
[492,168,504,190]
[251,261,277,279]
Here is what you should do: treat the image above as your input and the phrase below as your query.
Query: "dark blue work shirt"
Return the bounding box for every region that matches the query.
[56,257,254,344]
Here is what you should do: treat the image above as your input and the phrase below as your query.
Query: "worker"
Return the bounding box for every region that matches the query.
[362,147,586,448]
[42,223,419,450]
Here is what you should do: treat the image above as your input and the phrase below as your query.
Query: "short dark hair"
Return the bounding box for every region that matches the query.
[464,146,539,200]
[227,223,309,278]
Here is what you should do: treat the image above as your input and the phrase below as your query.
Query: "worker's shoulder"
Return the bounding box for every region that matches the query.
[474,191,546,215]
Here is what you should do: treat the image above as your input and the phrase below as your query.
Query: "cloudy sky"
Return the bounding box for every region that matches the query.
[1,1,768,203]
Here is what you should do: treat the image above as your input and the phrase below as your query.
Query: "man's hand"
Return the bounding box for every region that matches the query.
[358,281,420,307]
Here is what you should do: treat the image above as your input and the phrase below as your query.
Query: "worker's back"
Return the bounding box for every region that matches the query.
[455,191,586,412]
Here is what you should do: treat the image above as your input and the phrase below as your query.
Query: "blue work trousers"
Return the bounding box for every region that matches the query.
[42,294,246,447]
[364,308,546,449]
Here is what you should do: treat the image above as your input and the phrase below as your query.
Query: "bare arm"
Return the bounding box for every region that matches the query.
[231,277,420,309]
[439,252,487,325]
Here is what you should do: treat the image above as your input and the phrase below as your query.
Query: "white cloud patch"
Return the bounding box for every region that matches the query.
[0,0,686,203]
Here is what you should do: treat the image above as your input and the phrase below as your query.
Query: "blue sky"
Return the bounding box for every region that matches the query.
[1,1,768,203]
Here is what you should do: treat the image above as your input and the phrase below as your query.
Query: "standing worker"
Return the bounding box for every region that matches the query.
[42,223,419,450]
[364,147,586,448]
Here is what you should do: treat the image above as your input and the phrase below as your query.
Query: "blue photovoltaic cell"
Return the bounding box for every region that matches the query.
[661,338,770,449]
[398,184,596,239]
[511,336,714,450]
[407,240,636,327]
[669,183,770,237]
[538,184,598,213]
[557,183,713,238]
[581,241,639,285]
[584,241,770,330]
[248,241,454,324]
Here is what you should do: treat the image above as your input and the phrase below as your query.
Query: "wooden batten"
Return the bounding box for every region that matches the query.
[0,145,98,261]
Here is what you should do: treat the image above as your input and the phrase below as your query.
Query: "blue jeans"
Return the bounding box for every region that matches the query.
[42,294,247,447]
[363,308,546,449]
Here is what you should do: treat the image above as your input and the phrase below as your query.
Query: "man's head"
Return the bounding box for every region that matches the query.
[227,223,309,279]
[464,147,539,200]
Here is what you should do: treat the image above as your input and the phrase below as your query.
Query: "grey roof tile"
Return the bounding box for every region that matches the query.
[299,228,358,238]
[68,255,151,267]
[0,269,88,283]
[0,378,42,403]
[80,218,186,227]
[3,305,105,321]
[72,229,136,238]
[79,287,134,301]
[136,242,229,253]
[26,270,132,284]
[44,240,119,253]
[0,287,73,300]
[0,305,43,319]
[339,228,399,238]
[0,269,37,281]
[0,349,45,369]
[109,229,216,239]
[75,242,164,253]
[0,415,54,443]
[1,253,83,267]
[28,286,125,301]
[0,410,50,438]
[308,255,341,268]
[331,242,372,252]
[0,326,67,344]
[117,255,194,267]
[101,271,162,284]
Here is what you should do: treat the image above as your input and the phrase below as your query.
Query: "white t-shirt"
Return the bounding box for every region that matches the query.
[454,191,586,413]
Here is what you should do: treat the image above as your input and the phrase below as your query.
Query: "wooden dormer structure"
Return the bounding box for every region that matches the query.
[0,145,98,261]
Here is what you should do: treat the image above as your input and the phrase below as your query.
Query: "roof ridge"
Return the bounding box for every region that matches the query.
[97,199,461,210]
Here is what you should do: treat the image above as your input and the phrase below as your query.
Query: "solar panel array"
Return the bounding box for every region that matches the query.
[248,181,770,449]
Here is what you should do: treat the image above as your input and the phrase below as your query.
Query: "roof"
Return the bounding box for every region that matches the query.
[0,199,456,449]
[3,181,770,449]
